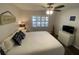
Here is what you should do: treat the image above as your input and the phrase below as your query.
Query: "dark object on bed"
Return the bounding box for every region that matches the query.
[12,31,25,46]
[62,25,75,34]
[0,47,6,55]
[12,32,22,45]
[18,31,25,39]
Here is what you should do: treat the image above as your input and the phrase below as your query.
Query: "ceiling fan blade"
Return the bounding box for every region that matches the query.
[41,5,46,8]
[47,3,54,5]
[55,5,64,9]
[47,6,53,8]
[54,10,61,12]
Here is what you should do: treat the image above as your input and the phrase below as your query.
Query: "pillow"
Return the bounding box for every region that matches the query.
[18,31,25,39]
[3,38,14,52]
[0,36,14,53]
[12,32,22,45]
[0,42,6,52]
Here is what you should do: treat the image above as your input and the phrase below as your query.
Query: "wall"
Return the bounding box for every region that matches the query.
[0,4,21,42]
[19,10,54,33]
[53,7,79,49]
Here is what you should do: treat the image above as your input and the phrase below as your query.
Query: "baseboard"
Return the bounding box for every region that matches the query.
[74,45,79,50]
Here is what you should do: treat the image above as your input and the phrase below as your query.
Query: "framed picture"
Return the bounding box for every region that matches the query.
[0,11,16,25]
[70,16,76,21]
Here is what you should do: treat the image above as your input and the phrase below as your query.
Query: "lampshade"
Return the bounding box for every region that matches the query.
[46,10,54,15]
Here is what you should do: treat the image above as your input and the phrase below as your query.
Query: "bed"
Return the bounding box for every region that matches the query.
[6,31,65,55]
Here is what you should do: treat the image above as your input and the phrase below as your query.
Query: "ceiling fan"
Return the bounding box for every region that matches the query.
[41,3,65,12]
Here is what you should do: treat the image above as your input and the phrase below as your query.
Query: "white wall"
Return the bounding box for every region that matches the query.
[19,10,54,33]
[0,4,21,42]
[54,7,79,49]
[0,4,21,21]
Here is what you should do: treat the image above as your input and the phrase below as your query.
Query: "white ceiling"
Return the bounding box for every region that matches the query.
[13,3,79,11]
[13,3,45,11]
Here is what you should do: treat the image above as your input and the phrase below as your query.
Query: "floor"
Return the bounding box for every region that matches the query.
[65,46,79,55]
[52,34,79,55]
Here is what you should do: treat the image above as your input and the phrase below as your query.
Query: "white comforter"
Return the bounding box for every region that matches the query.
[7,31,65,55]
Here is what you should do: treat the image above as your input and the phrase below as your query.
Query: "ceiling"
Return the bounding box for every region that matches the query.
[13,3,79,11]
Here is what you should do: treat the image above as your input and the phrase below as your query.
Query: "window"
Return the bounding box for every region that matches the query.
[32,16,48,27]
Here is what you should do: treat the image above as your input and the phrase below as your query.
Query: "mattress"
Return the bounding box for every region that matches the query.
[7,31,65,55]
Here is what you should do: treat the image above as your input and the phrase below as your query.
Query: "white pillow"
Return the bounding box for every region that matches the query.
[0,42,6,52]
[0,32,16,53]
[3,37,14,52]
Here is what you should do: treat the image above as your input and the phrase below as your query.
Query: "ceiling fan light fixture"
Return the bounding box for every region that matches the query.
[46,10,54,15]
[46,10,50,15]
[50,10,53,15]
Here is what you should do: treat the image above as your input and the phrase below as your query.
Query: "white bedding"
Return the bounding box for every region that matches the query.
[7,31,65,55]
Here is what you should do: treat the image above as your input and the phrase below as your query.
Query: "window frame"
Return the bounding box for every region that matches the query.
[32,16,49,28]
